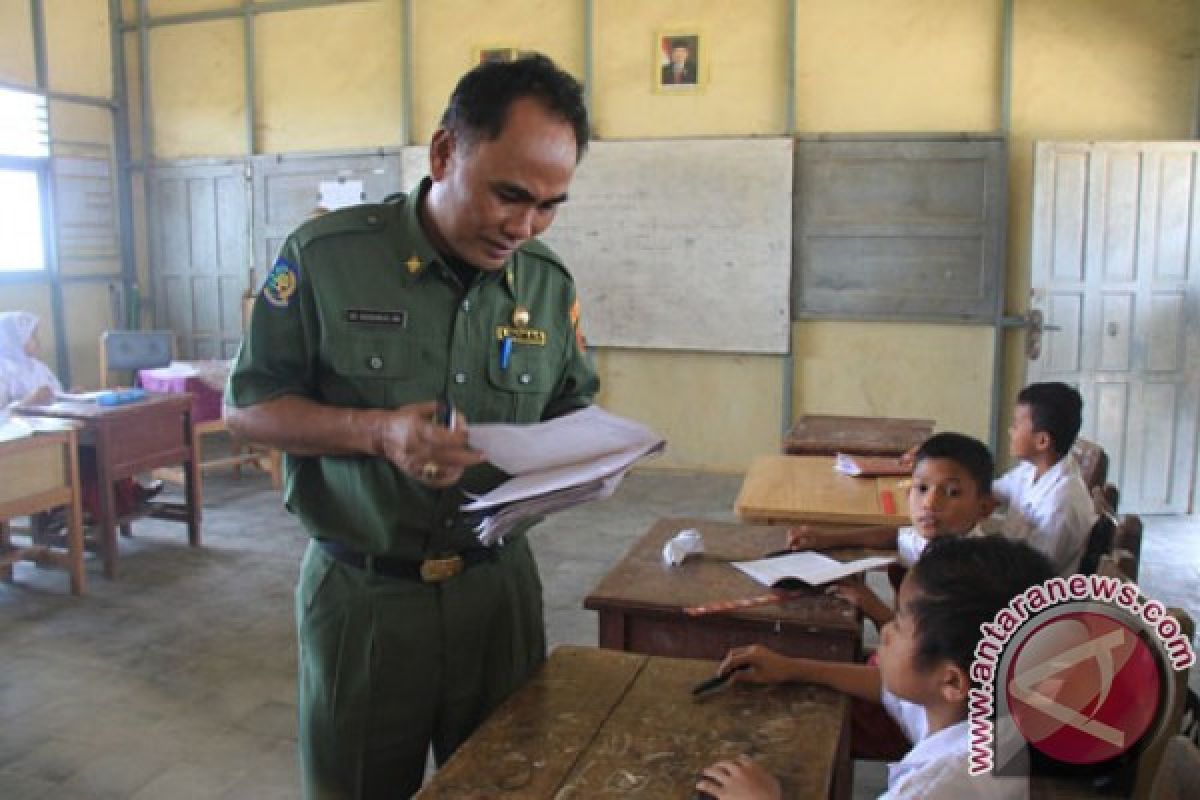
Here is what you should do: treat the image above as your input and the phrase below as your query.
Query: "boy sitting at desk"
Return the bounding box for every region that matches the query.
[989,382,1097,577]
[696,535,1055,800]
[788,432,996,627]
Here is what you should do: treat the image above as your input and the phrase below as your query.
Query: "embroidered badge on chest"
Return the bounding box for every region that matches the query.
[262,257,299,308]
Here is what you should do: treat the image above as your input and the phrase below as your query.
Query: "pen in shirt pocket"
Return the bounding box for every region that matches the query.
[499,336,513,370]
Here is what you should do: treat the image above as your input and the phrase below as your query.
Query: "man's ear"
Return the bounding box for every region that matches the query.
[429,128,455,181]
[939,662,970,705]
[1033,429,1055,455]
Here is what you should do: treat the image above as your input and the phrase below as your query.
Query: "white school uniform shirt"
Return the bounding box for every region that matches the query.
[991,456,1097,576]
[895,524,985,568]
[879,689,1027,799]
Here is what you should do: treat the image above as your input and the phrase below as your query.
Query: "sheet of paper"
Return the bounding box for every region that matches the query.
[318,179,363,211]
[0,416,34,443]
[733,551,896,587]
[462,439,663,511]
[467,405,663,475]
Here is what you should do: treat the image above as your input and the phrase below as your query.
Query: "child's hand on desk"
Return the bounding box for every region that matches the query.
[786,525,833,550]
[826,579,893,626]
[696,755,781,800]
[717,645,796,686]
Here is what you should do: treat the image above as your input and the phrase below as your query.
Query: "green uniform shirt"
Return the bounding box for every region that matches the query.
[228,178,599,559]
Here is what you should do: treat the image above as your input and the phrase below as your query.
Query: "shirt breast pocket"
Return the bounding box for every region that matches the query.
[484,340,560,423]
[322,333,422,409]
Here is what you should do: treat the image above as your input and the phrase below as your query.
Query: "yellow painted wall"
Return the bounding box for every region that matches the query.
[256,2,404,152]
[0,0,36,84]
[591,0,788,138]
[410,0,584,144]
[44,0,111,97]
[793,321,994,442]
[595,350,784,473]
[148,19,245,158]
[794,0,1002,133]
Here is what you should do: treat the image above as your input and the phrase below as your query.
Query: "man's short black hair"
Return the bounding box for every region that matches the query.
[439,53,589,162]
[908,535,1055,674]
[1017,382,1084,457]
[914,432,995,495]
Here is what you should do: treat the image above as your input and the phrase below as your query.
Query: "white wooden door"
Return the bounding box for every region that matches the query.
[1029,142,1200,514]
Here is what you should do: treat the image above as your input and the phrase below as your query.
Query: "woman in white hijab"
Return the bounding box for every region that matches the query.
[0,311,61,408]
[1,311,155,523]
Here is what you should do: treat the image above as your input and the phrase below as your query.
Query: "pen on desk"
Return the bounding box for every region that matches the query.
[499,336,513,370]
[691,663,752,696]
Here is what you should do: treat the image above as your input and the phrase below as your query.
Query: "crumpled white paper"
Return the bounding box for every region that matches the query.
[662,528,705,566]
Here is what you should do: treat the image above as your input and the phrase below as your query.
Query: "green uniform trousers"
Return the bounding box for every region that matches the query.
[295,536,546,799]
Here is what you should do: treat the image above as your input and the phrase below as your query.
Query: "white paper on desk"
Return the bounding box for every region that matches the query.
[734,551,896,587]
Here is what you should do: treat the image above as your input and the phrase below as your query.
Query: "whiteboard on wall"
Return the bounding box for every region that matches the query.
[401,138,793,354]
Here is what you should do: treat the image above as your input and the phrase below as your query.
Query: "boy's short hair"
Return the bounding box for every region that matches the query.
[440,53,589,162]
[914,432,995,495]
[1016,382,1083,457]
[908,535,1055,674]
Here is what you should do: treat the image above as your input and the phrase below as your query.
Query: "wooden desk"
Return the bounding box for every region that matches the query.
[585,518,861,662]
[417,646,850,799]
[784,413,933,457]
[736,454,911,526]
[0,426,86,594]
[15,394,200,579]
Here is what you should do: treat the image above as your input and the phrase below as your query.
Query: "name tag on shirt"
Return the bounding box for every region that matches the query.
[346,309,408,327]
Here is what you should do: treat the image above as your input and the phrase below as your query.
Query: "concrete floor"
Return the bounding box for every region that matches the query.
[1,467,1197,799]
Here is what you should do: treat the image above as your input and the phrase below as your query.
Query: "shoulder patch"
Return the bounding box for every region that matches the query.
[293,203,389,250]
[262,257,299,308]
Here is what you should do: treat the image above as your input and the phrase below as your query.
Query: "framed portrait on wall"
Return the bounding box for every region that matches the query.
[475,46,519,65]
[655,31,702,92]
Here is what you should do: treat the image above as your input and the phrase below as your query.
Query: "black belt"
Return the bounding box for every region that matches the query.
[318,540,495,583]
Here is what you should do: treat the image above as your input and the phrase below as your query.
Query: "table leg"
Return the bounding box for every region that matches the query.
[94,437,118,580]
[65,433,86,596]
[183,410,202,547]
[0,520,12,583]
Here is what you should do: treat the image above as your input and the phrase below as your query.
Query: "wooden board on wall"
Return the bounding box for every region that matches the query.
[402,139,794,354]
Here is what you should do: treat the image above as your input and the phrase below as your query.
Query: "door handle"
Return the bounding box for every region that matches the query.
[1024,309,1060,360]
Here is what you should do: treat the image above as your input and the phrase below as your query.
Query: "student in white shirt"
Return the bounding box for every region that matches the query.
[788,432,996,626]
[992,382,1097,576]
[695,535,1055,800]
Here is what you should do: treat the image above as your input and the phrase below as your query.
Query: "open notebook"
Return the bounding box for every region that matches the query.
[834,452,911,477]
[734,551,895,588]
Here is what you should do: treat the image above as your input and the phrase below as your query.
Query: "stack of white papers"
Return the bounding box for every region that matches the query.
[464,406,665,545]
[734,551,896,587]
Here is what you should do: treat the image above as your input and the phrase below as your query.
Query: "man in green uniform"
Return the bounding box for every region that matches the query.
[226,55,597,799]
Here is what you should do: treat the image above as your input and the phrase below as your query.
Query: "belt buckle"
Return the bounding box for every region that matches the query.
[419,554,464,583]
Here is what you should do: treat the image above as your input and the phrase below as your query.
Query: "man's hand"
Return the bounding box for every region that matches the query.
[18,385,54,407]
[716,644,805,687]
[787,524,833,551]
[696,755,782,800]
[372,401,484,489]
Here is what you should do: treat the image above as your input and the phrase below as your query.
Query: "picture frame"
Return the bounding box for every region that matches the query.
[475,46,519,65]
[655,31,703,92]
